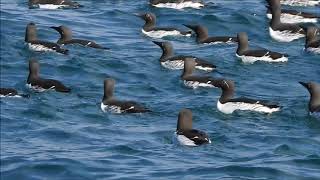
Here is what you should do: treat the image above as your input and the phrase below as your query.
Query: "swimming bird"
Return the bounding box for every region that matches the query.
[152,41,216,71]
[0,88,29,98]
[268,0,305,42]
[101,78,150,113]
[27,59,71,93]
[150,0,204,9]
[266,0,319,23]
[136,12,192,38]
[50,25,110,50]
[181,58,220,89]
[175,108,211,146]
[25,23,69,55]
[183,24,238,44]
[28,0,82,9]
[214,80,281,114]
[305,27,320,54]
[300,82,320,117]
[280,0,320,6]
[236,32,288,63]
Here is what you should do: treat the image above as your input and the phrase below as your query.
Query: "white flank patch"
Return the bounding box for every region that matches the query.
[152,2,204,9]
[236,53,288,64]
[38,4,68,9]
[267,13,318,24]
[26,83,54,92]
[100,103,122,114]
[142,29,189,38]
[195,65,214,72]
[174,133,197,146]
[28,43,55,52]
[161,60,184,69]
[280,0,319,6]
[0,94,23,98]
[204,39,235,45]
[306,47,320,54]
[184,80,215,89]
[217,100,280,114]
[269,27,305,42]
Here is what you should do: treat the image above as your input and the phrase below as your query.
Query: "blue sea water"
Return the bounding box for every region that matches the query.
[1,0,320,179]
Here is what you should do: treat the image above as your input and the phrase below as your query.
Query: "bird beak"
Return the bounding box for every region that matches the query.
[50,26,60,31]
[152,41,162,46]
[134,13,144,19]
[299,82,309,88]
[183,24,197,31]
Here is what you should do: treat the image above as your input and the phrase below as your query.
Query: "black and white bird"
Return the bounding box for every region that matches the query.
[236,32,288,63]
[136,12,192,38]
[153,41,216,71]
[100,78,150,114]
[181,58,220,89]
[150,0,204,9]
[268,0,305,42]
[25,23,69,55]
[28,0,82,9]
[266,0,319,23]
[279,0,320,6]
[183,24,238,44]
[214,80,281,114]
[50,25,110,50]
[175,109,211,146]
[27,59,71,93]
[305,27,320,54]
[300,82,320,118]
[0,88,29,98]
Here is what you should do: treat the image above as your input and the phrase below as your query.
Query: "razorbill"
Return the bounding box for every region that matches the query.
[305,27,320,54]
[300,81,320,117]
[175,108,211,146]
[0,88,29,98]
[25,23,69,55]
[214,80,281,114]
[136,12,192,38]
[268,0,306,42]
[236,32,288,63]
[183,24,238,44]
[101,78,150,113]
[27,59,71,93]
[50,25,110,50]
[153,41,216,71]
[181,58,220,89]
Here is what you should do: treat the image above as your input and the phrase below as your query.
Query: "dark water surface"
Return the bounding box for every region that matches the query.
[1,0,320,179]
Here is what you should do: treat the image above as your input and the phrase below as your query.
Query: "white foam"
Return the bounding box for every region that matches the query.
[280,0,320,6]
[269,27,305,42]
[152,2,204,9]
[142,29,190,38]
[184,80,216,89]
[306,47,320,54]
[161,60,184,70]
[236,53,288,64]
[310,112,320,119]
[217,100,280,114]
[38,4,68,9]
[267,13,318,24]
[27,43,55,52]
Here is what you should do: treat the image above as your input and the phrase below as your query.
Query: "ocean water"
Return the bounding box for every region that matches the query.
[1,0,320,179]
